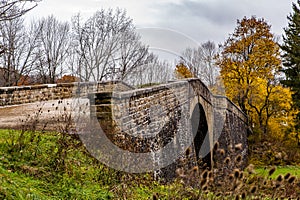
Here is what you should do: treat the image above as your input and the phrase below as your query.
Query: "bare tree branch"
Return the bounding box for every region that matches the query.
[181,41,219,87]
[33,15,70,83]
[0,13,40,86]
[69,9,154,82]
[0,0,40,22]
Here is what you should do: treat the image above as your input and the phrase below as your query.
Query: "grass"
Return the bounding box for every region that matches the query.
[255,165,300,179]
[0,165,50,199]
[0,165,113,199]
[0,126,211,199]
[1,128,300,199]
[0,129,113,199]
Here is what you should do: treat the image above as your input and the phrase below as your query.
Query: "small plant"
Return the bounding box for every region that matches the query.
[171,142,300,199]
[1,99,300,199]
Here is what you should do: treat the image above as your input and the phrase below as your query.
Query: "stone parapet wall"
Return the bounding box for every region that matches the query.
[88,80,194,178]
[187,78,213,104]
[213,95,247,123]
[0,81,134,106]
[187,78,248,169]
[89,78,249,179]
[213,95,248,170]
[0,78,248,179]
[89,80,191,152]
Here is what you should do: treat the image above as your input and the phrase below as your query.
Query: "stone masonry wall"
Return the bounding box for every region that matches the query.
[88,81,193,170]
[89,78,248,179]
[213,95,248,170]
[188,79,248,170]
[88,80,200,179]
[0,78,248,179]
[0,81,133,106]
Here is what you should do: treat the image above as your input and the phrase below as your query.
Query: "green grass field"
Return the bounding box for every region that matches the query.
[0,129,114,199]
[1,129,299,199]
[255,165,300,179]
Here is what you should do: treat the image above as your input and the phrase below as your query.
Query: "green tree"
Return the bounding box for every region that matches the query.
[281,0,300,133]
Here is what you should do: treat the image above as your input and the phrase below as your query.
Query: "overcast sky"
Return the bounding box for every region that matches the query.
[26,0,296,60]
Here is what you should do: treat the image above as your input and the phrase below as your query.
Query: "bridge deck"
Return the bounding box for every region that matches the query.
[0,99,86,130]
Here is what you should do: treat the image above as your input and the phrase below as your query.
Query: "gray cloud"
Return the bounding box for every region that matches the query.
[141,0,294,44]
[157,0,244,26]
[26,0,295,46]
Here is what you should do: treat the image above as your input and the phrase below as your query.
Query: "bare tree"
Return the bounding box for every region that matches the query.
[70,9,153,82]
[34,15,70,83]
[181,41,219,87]
[0,14,40,86]
[0,1,39,60]
[125,55,174,86]
[0,0,39,22]
[110,30,153,80]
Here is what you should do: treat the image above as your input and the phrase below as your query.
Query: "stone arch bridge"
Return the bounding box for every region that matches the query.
[0,78,248,178]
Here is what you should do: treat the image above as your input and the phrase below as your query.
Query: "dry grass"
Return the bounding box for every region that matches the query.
[174,142,300,199]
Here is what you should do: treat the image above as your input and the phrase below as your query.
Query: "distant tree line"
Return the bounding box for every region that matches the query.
[0,0,220,87]
[0,3,181,86]
[1,0,300,144]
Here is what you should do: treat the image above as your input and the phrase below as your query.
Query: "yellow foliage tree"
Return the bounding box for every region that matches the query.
[175,62,193,79]
[217,16,298,138]
[247,78,297,138]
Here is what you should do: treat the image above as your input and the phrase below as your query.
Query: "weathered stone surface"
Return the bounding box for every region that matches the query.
[0,78,248,180]
[0,81,134,106]
[89,78,248,180]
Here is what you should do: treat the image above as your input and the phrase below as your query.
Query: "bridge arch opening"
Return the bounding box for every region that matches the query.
[191,103,211,169]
